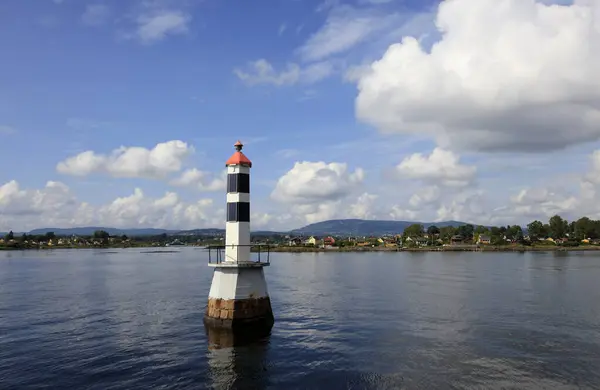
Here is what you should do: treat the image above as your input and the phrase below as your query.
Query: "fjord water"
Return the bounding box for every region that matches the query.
[1,249,600,389]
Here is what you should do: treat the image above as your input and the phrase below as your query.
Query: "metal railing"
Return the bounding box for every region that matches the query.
[206,244,272,265]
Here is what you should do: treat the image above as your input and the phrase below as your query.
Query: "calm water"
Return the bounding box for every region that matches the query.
[1,249,600,389]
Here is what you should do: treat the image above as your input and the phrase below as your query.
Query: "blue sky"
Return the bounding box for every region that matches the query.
[1,0,600,231]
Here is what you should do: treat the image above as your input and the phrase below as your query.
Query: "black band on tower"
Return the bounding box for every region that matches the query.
[227,173,250,194]
[226,202,250,222]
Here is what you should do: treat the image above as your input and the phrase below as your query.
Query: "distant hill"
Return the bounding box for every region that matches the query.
[290,219,470,236]
[21,219,474,238]
[27,227,177,236]
[176,229,286,236]
[175,228,225,236]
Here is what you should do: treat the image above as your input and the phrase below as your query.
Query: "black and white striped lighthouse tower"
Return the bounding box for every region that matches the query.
[204,141,274,331]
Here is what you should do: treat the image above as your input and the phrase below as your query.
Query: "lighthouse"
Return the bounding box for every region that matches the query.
[204,141,274,331]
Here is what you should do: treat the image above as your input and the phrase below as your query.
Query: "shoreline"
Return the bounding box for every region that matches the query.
[267,245,600,253]
[2,245,600,253]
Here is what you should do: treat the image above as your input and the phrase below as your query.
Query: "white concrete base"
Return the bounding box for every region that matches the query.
[208,261,270,268]
[205,265,274,329]
[208,266,269,300]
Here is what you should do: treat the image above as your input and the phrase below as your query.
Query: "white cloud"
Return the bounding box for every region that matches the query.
[494,149,600,223]
[355,0,600,152]
[56,140,193,179]
[290,202,343,224]
[302,61,336,83]
[0,180,77,217]
[298,5,399,62]
[267,161,368,225]
[272,161,364,204]
[234,60,300,86]
[0,181,222,232]
[170,168,226,192]
[96,188,217,228]
[396,148,476,187]
[81,4,110,26]
[389,205,418,221]
[347,192,379,219]
[505,187,578,220]
[134,10,191,44]
[234,59,333,86]
[435,190,487,223]
[409,185,440,208]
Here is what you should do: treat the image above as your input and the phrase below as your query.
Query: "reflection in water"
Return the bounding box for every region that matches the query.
[205,325,271,389]
[205,325,272,350]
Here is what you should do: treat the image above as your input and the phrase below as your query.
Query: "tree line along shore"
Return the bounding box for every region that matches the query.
[2,214,600,252]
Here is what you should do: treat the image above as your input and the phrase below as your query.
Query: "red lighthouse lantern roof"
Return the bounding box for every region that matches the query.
[225,140,252,167]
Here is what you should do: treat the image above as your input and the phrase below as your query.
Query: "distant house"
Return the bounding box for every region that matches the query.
[305,236,318,246]
[323,236,336,246]
[383,238,397,247]
[415,237,429,247]
[477,235,491,245]
[451,235,464,245]
[288,237,303,246]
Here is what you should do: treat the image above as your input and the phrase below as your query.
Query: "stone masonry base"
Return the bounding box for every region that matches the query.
[204,297,274,330]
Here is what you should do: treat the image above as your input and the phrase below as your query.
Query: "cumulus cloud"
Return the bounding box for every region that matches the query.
[495,149,600,223]
[389,205,418,221]
[170,168,226,192]
[409,185,441,208]
[435,190,487,223]
[56,140,193,179]
[0,180,77,218]
[504,187,578,220]
[96,188,218,228]
[272,161,364,203]
[234,59,333,86]
[0,181,221,232]
[396,148,476,187]
[268,161,367,225]
[347,192,379,219]
[355,0,600,152]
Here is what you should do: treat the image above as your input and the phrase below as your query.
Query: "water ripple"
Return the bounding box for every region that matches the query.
[1,249,600,389]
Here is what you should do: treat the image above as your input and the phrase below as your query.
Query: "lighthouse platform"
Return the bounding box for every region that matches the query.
[204,244,274,330]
